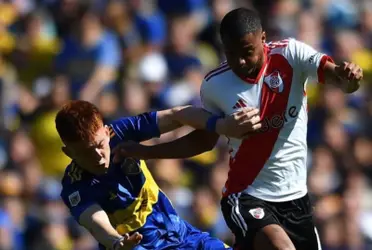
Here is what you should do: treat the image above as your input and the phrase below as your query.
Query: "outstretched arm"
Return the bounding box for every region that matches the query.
[157,105,261,138]
[113,129,219,161]
[113,107,262,161]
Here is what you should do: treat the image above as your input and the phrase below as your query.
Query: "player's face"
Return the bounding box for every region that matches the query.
[223,31,266,78]
[63,126,111,175]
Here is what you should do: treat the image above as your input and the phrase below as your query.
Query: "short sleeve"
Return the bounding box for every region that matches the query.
[289,39,334,84]
[61,182,96,222]
[109,112,161,145]
[200,79,223,115]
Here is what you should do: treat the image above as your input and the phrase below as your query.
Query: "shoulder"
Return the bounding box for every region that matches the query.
[203,61,231,82]
[266,38,292,56]
[61,162,92,195]
[267,38,314,66]
[268,38,317,56]
[201,61,232,94]
[107,117,134,140]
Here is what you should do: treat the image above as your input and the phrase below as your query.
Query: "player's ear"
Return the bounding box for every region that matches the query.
[261,31,266,44]
[104,125,110,137]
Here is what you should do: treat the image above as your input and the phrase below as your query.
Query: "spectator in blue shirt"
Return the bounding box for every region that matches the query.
[55,9,121,102]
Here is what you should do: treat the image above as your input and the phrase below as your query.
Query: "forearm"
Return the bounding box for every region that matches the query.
[171,106,214,129]
[323,62,360,93]
[157,106,217,135]
[139,129,218,159]
[80,205,122,248]
[156,107,185,134]
[324,63,341,85]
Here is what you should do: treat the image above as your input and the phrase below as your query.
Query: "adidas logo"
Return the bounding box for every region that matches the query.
[232,98,248,109]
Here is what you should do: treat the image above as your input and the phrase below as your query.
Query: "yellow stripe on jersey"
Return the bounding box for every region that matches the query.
[107,160,159,234]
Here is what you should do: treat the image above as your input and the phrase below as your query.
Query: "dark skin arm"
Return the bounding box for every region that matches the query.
[323,61,363,93]
[144,129,219,159]
[113,130,219,161]
[113,107,261,162]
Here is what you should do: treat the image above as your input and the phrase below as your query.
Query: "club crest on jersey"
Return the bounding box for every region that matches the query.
[121,158,142,175]
[68,191,81,207]
[264,71,284,93]
[249,207,265,219]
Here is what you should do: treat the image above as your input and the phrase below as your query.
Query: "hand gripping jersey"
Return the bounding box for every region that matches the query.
[201,38,334,202]
[60,112,230,250]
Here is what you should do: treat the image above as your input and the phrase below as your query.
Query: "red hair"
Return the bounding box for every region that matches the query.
[55,100,104,143]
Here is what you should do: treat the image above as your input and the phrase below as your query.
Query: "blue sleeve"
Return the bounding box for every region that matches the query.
[97,33,121,68]
[61,181,96,223]
[109,112,160,144]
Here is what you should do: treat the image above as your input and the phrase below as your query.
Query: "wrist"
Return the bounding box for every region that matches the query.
[342,81,360,94]
[111,236,125,250]
[205,115,223,132]
[215,118,227,135]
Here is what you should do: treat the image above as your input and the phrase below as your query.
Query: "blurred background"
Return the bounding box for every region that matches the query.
[1,0,372,249]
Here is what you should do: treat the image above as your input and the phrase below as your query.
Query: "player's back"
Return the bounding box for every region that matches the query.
[60,113,230,250]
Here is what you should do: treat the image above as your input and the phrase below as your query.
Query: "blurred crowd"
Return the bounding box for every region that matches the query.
[1,0,372,249]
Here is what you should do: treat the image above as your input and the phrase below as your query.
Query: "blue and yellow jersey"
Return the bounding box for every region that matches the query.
[60,112,230,250]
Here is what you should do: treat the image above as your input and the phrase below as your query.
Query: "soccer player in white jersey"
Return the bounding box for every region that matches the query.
[113,8,363,250]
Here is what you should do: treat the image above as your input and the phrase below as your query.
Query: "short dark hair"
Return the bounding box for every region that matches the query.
[220,8,262,43]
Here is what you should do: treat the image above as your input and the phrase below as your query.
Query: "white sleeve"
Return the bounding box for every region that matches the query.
[200,80,224,116]
[289,39,334,84]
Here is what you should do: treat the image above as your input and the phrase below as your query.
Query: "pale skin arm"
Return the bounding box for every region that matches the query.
[79,204,142,249]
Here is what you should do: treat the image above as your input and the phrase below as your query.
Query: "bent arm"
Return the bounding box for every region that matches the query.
[323,61,361,93]
[79,204,123,249]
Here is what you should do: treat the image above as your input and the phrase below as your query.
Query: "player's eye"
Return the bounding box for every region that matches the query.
[243,50,254,57]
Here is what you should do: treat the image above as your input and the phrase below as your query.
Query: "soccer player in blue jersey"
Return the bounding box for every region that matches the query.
[56,100,261,250]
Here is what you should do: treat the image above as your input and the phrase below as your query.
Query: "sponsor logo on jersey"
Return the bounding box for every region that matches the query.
[260,105,299,132]
[249,207,265,219]
[68,191,81,207]
[264,71,284,93]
